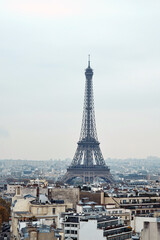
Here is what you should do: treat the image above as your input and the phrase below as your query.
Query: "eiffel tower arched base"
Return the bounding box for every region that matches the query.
[62,165,114,184]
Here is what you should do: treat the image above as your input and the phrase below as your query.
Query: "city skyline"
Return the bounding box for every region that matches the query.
[0,0,160,160]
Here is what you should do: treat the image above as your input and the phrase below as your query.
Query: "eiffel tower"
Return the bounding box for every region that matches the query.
[62,57,113,184]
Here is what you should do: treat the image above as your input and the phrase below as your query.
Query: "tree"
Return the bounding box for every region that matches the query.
[0,198,10,226]
[0,198,10,214]
[0,206,9,222]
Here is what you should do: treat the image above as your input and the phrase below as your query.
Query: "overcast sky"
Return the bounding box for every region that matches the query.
[0,0,160,160]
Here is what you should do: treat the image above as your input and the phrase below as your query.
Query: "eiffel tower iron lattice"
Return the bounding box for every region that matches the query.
[62,57,113,184]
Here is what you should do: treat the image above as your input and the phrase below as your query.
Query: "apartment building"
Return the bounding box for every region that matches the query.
[63,214,132,240]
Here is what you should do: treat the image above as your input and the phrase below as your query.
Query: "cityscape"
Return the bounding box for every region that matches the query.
[0,155,160,239]
[1,1,160,240]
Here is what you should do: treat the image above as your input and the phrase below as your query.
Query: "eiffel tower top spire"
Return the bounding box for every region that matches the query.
[85,55,93,80]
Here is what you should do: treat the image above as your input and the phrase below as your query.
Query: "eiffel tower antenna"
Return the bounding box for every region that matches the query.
[88,54,90,67]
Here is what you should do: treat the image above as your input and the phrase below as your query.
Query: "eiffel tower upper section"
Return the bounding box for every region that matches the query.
[71,56,106,167]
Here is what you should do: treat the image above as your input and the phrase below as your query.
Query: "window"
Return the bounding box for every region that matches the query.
[52,208,55,214]
[72,224,77,227]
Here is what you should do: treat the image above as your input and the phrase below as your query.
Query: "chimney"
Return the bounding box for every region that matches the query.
[36,186,39,199]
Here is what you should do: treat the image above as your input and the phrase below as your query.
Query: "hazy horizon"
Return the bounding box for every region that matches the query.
[0,0,160,160]
[0,156,160,162]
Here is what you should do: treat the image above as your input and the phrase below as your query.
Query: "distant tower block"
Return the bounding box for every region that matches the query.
[62,57,113,184]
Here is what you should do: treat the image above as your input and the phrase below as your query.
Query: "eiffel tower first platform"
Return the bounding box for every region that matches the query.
[62,57,114,184]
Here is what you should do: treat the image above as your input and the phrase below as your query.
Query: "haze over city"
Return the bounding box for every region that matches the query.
[0,0,160,160]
